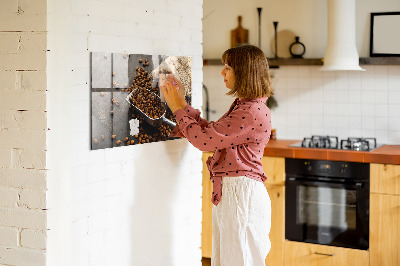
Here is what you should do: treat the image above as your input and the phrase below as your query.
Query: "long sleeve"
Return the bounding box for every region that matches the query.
[169,104,210,138]
[172,105,257,152]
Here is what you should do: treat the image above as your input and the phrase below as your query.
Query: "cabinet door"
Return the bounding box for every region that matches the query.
[264,185,284,266]
[370,163,400,195]
[370,193,400,266]
[202,152,213,258]
[261,156,285,185]
[284,241,369,266]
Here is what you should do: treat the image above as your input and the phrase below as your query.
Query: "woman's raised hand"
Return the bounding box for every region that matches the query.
[161,74,187,113]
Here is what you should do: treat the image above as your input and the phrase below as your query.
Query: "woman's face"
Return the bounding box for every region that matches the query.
[220,64,235,89]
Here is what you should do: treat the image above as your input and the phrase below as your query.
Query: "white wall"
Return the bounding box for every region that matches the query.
[203,0,400,145]
[0,0,48,265]
[203,0,400,58]
[46,0,203,266]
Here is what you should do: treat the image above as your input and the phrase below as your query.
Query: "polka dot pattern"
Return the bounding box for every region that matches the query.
[171,97,272,206]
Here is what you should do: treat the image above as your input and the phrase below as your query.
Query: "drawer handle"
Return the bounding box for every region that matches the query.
[314,252,335,257]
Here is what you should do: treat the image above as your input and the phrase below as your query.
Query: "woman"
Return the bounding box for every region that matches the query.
[162,44,273,266]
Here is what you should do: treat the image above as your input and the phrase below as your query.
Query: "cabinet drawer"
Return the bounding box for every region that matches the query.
[370,163,400,195]
[284,241,369,266]
[262,156,285,185]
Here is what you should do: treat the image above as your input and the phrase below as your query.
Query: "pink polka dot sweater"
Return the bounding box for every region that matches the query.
[169,97,272,206]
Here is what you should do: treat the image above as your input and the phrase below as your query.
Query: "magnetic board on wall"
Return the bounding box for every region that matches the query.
[90,52,192,150]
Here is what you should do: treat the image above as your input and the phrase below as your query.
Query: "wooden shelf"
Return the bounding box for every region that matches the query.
[359,57,400,65]
[203,57,400,67]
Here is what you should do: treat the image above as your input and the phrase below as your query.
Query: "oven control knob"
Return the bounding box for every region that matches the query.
[340,164,347,174]
[304,162,312,171]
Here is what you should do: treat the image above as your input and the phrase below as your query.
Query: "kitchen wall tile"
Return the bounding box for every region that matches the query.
[311,127,325,136]
[362,116,375,130]
[298,67,311,78]
[387,65,400,76]
[388,104,400,117]
[286,77,299,89]
[374,77,388,91]
[374,90,388,104]
[336,90,349,103]
[348,103,362,116]
[322,70,335,78]
[311,102,324,114]
[335,72,349,90]
[375,104,389,117]
[336,103,349,116]
[310,77,324,89]
[336,115,348,128]
[323,87,336,103]
[336,128,349,140]
[361,129,375,138]
[323,115,336,129]
[374,117,389,130]
[388,75,400,91]
[361,73,374,91]
[374,65,388,77]
[348,71,362,90]
[298,77,311,89]
[311,86,323,101]
[361,104,374,116]
[205,65,399,144]
[323,103,336,116]
[348,90,362,103]
[285,66,298,77]
[349,128,362,137]
[388,91,400,104]
[311,114,324,128]
[310,66,323,77]
[388,117,400,131]
[361,90,374,103]
[374,130,389,144]
[349,116,362,129]
[388,131,400,143]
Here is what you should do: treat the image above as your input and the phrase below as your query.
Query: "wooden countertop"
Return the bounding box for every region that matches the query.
[263,139,400,165]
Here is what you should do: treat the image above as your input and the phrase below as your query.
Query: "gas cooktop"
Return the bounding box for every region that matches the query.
[289,135,383,151]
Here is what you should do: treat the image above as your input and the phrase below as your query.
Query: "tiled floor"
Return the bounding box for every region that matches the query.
[202,257,211,266]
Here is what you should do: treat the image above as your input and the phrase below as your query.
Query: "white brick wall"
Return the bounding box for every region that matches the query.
[46,1,203,266]
[0,0,48,265]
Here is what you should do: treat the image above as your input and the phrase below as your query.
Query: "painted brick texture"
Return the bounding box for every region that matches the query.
[46,0,203,265]
[0,0,48,265]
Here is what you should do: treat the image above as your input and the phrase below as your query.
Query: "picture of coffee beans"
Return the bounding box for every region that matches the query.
[129,88,164,119]
[90,53,191,150]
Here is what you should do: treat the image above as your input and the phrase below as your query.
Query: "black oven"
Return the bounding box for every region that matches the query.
[285,158,369,250]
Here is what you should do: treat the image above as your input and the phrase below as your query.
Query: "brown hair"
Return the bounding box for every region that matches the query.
[221,44,273,99]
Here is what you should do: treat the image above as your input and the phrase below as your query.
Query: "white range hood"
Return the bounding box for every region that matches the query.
[320,0,365,71]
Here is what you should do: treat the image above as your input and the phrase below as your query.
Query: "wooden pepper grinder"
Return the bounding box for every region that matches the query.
[231,16,249,48]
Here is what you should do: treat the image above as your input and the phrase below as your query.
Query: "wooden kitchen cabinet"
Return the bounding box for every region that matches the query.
[370,163,400,195]
[370,193,400,266]
[264,184,284,266]
[202,152,213,258]
[284,241,369,266]
[370,163,400,266]
[262,156,285,266]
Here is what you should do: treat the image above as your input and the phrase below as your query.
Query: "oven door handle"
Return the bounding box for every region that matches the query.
[287,177,364,189]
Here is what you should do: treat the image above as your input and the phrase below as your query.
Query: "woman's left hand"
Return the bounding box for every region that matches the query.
[161,75,186,113]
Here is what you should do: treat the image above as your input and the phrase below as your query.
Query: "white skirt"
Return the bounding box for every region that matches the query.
[212,176,271,266]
